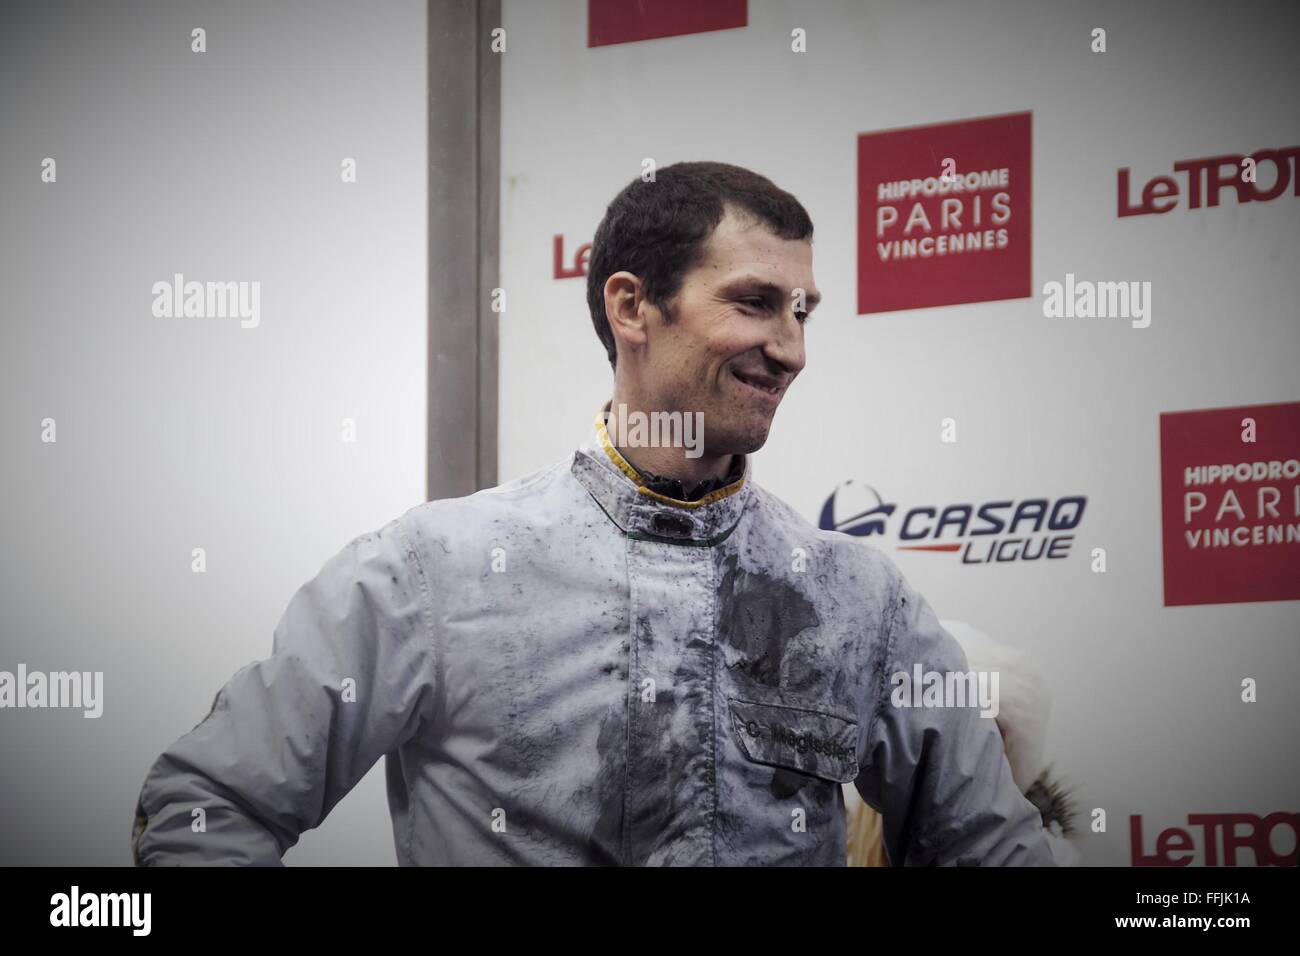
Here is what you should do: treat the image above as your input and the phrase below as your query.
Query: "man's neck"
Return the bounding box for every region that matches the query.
[603,397,735,490]
[619,443,736,492]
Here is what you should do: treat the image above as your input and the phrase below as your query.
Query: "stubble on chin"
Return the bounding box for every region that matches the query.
[713,417,772,457]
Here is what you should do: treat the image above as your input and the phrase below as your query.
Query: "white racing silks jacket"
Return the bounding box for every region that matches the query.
[131,403,1057,866]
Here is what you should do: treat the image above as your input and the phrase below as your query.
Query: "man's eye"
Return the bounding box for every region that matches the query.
[737,297,766,311]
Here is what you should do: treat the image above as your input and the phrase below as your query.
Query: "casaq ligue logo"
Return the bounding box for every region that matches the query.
[819,480,1088,565]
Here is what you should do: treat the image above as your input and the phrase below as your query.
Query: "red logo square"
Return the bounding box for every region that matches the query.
[588,0,747,47]
[1160,401,1300,606]
[857,112,1032,314]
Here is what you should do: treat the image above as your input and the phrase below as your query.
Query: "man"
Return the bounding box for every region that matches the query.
[132,161,1056,866]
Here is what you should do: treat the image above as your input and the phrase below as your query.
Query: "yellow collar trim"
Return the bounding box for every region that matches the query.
[593,409,746,510]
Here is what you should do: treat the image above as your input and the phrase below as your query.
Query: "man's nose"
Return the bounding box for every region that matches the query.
[764,309,807,377]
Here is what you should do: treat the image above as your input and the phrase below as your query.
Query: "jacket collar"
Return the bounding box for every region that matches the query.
[571,401,752,546]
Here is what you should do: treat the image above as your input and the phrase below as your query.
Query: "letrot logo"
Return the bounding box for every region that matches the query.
[553,234,591,279]
[1131,812,1299,867]
[1118,144,1300,217]
[819,480,1088,566]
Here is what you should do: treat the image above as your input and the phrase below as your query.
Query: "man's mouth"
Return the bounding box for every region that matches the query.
[731,369,784,398]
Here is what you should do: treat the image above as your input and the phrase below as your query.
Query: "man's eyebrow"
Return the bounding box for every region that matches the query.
[721,276,822,310]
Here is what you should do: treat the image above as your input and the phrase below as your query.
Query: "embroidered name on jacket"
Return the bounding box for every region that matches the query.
[729,697,860,783]
[757,720,854,760]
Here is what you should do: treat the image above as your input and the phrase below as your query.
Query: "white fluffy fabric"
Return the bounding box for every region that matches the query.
[1043,823,1082,866]
[939,619,1051,792]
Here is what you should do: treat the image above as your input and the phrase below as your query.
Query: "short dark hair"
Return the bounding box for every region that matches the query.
[586,161,815,370]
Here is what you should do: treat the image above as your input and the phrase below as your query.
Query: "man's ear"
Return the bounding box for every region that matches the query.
[605,271,649,355]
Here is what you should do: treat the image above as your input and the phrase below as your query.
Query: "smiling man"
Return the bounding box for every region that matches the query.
[591,181,818,494]
[131,161,1056,867]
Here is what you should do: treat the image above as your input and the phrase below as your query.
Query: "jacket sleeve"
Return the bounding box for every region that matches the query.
[131,513,439,865]
[852,553,1057,866]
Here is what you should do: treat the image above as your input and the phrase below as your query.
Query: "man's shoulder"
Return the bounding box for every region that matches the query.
[399,455,574,529]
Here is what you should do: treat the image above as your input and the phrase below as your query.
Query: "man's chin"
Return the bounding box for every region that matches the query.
[714,419,773,457]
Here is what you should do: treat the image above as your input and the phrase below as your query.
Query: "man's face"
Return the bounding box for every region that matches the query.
[638,206,818,457]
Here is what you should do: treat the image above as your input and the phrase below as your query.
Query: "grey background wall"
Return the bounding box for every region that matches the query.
[1,0,427,864]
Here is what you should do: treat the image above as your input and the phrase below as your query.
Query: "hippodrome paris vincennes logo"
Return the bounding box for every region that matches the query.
[818,480,1087,567]
[1159,400,1300,606]
[857,111,1031,314]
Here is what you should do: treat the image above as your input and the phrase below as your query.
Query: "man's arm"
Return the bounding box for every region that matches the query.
[853,553,1056,866]
[131,514,439,865]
